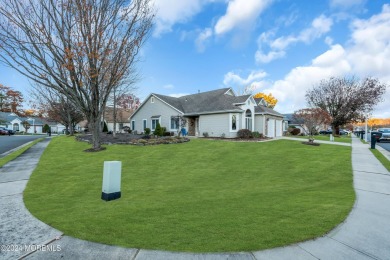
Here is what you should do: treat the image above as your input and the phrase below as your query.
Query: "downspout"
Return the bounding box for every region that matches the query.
[263,114,266,135]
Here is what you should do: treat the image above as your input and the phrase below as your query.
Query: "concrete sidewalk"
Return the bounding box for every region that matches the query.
[0,136,389,259]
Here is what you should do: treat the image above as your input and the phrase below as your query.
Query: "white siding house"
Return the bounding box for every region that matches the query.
[130,88,284,138]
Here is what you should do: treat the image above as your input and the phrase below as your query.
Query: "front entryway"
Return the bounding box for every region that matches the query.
[187,117,199,136]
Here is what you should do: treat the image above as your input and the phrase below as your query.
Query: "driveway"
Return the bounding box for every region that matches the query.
[0,135,45,156]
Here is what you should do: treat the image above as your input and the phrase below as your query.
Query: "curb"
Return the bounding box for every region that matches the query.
[0,141,34,158]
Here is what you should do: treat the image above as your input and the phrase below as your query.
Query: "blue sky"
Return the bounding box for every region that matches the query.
[0,0,389,117]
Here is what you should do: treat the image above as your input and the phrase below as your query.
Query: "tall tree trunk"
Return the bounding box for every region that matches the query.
[90,117,102,150]
[332,125,340,136]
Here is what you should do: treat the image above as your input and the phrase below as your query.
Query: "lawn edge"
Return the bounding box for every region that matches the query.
[0,138,45,168]
[369,148,390,171]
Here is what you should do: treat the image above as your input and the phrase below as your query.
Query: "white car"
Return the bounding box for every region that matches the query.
[377,128,390,142]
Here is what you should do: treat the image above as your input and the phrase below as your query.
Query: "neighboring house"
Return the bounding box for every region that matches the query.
[103,107,133,132]
[0,112,65,134]
[130,88,284,138]
[283,113,306,134]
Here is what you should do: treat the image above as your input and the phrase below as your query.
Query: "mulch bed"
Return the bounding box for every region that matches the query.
[76,133,190,146]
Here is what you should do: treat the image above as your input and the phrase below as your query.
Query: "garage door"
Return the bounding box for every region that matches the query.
[275,120,282,137]
[267,119,275,137]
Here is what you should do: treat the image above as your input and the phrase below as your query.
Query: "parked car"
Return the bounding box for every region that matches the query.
[377,128,390,142]
[319,130,333,135]
[0,127,15,135]
[339,130,350,135]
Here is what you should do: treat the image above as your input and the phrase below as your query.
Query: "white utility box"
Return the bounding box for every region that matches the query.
[101,161,122,201]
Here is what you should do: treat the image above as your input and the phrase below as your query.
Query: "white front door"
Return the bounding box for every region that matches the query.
[267,119,275,137]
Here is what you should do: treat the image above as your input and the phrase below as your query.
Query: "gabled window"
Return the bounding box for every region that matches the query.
[131,120,135,130]
[151,97,154,103]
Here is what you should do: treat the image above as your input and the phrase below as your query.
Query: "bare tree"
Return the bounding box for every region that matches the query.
[31,86,84,135]
[306,77,387,135]
[293,108,331,138]
[0,0,154,150]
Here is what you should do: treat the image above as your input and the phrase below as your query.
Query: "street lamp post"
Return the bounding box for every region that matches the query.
[364,112,369,143]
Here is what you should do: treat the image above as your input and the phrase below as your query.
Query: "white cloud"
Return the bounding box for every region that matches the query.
[195,28,213,52]
[214,0,273,35]
[256,15,333,63]
[223,70,268,94]
[152,0,206,37]
[259,4,390,117]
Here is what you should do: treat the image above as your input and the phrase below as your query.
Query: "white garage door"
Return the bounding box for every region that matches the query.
[267,119,275,138]
[275,120,282,137]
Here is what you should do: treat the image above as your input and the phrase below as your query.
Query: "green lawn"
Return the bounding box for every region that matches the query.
[287,135,352,143]
[24,137,354,252]
[370,148,390,171]
[0,138,44,168]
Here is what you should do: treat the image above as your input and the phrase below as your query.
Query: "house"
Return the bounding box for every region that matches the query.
[283,113,306,133]
[130,88,284,138]
[103,107,133,132]
[0,112,65,134]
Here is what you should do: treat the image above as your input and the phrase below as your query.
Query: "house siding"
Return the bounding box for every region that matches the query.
[199,113,236,138]
[254,115,265,134]
[130,96,182,134]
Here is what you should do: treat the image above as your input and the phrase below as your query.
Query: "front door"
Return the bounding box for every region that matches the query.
[188,118,195,136]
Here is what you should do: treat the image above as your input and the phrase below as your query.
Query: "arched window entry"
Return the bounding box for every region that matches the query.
[245,109,252,130]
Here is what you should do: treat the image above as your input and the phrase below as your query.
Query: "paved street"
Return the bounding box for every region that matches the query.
[0,135,45,156]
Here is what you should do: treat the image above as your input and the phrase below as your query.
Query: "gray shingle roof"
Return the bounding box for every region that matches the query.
[153,88,249,115]
[255,106,284,117]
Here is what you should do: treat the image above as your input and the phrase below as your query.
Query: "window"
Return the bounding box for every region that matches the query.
[13,123,19,131]
[143,119,147,130]
[232,115,237,130]
[119,123,123,130]
[152,119,159,130]
[131,120,135,130]
[245,109,252,130]
[151,97,154,103]
[170,117,179,130]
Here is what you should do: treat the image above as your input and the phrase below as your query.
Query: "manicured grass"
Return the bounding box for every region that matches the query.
[370,148,390,171]
[24,137,354,252]
[0,138,44,168]
[287,135,352,143]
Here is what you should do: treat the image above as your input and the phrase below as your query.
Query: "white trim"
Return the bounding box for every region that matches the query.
[224,88,236,96]
[229,113,239,132]
[169,116,181,132]
[151,117,160,131]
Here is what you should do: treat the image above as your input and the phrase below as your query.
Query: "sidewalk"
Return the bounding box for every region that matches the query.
[279,136,352,146]
[0,136,389,259]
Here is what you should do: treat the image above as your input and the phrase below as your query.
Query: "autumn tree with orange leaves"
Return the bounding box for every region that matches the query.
[0,84,24,113]
[0,0,154,151]
[253,92,278,108]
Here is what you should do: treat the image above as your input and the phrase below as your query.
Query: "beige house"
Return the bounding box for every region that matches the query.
[104,107,133,132]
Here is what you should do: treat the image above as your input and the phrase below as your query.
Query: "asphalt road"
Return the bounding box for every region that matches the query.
[0,135,45,156]
[364,134,390,152]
